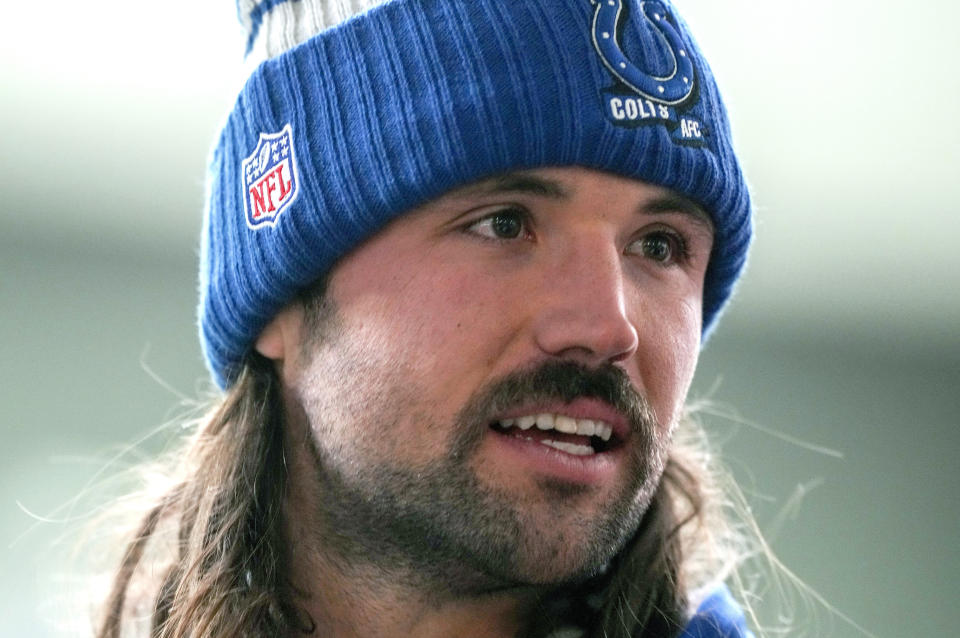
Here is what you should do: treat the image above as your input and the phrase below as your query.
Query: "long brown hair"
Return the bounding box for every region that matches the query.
[97,357,303,637]
[95,356,741,638]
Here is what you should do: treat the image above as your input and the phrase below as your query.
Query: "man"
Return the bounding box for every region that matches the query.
[99,1,755,636]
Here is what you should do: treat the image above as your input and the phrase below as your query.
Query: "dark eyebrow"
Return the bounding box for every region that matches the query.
[458,173,571,200]
[640,195,714,235]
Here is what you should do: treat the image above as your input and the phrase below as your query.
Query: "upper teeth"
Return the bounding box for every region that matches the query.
[498,414,613,441]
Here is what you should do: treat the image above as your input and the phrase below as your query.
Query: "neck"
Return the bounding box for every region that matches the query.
[280,412,548,638]
[282,491,545,638]
[287,554,542,638]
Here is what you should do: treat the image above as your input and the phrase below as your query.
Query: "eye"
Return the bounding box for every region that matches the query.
[629,230,688,265]
[464,207,531,241]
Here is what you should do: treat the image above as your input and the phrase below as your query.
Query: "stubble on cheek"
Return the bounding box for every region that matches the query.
[290,287,675,590]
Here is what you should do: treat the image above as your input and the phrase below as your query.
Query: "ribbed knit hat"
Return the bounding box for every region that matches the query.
[200,0,753,389]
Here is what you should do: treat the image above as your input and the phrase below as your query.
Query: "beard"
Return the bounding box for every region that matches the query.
[297,358,671,597]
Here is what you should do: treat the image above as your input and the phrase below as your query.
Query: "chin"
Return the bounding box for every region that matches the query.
[506,508,646,588]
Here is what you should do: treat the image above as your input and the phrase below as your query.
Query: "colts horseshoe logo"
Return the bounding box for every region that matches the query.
[592,0,695,105]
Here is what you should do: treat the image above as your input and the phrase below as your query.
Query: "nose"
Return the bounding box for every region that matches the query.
[531,238,639,365]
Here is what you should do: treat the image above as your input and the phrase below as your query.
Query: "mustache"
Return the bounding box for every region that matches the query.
[456,360,657,438]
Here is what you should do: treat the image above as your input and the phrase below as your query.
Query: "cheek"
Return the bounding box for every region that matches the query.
[635,291,702,426]
[295,325,440,469]
[344,249,514,367]
[314,253,513,456]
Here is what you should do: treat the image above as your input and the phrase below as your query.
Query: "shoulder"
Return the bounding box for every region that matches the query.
[678,586,755,638]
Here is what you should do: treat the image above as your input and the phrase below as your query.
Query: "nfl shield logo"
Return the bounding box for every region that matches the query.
[241,124,299,229]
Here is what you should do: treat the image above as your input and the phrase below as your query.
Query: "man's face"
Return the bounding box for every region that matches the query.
[278,167,714,592]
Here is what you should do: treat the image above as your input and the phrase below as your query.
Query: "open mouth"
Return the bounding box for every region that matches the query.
[489,413,622,456]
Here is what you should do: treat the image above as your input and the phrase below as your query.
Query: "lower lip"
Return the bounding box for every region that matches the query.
[486,428,625,485]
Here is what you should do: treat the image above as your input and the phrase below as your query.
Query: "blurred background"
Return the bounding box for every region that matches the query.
[1,1,957,636]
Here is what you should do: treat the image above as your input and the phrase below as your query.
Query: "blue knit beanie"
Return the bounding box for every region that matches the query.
[200,0,753,389]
